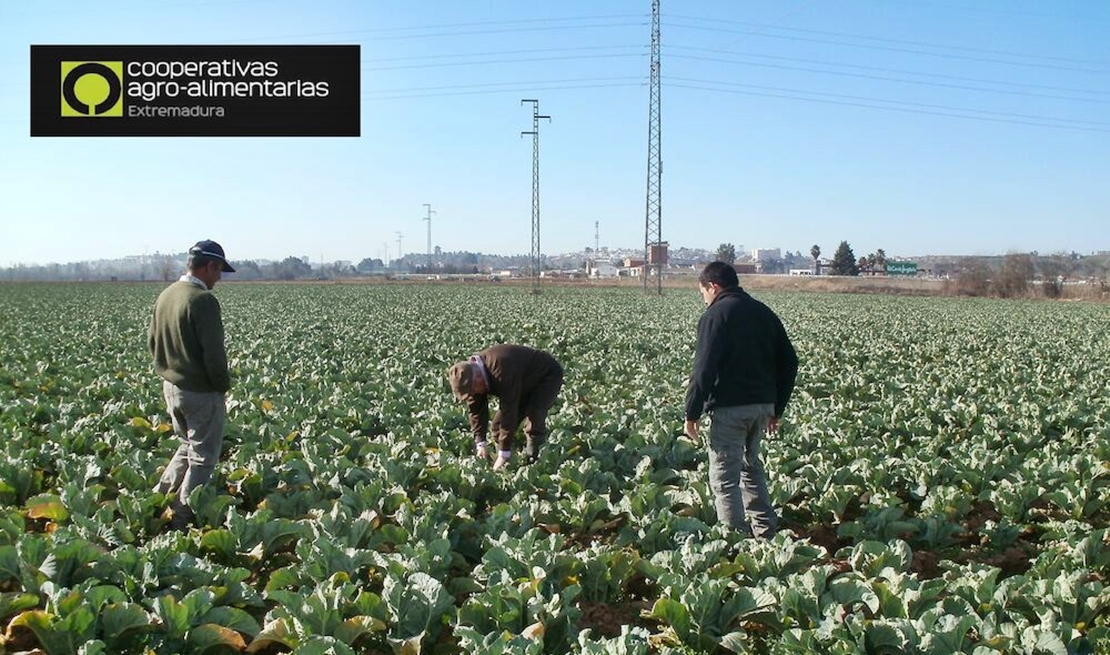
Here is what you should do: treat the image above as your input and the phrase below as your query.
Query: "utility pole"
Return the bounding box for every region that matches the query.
[383,242,390,268]
[422,203,435,272]
[521,99,550,294]
[643,0,663,294]
[395,232,404,265]
[594,220,600,253]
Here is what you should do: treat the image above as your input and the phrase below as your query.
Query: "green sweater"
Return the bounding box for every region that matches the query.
[148,281,231,393]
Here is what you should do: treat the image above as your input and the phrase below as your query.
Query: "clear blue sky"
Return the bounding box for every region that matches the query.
[2,0,1108,266]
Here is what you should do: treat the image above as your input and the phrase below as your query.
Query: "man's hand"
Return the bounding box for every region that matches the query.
[768,416,781,434]
[684,419,699,442]
[476,442,490,460]
[492,454,509,470]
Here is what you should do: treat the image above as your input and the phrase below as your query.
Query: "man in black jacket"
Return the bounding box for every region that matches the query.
[685,261,798,538]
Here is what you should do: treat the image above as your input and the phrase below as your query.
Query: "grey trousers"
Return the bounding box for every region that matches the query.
[156,380,226,522]
[707,403,777,538]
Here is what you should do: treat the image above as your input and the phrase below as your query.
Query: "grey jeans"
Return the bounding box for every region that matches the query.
[156,381,226,521]
[707,403,777,538]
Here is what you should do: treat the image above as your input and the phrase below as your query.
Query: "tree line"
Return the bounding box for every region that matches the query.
[714,241,886,275]
[712,241,1109,298]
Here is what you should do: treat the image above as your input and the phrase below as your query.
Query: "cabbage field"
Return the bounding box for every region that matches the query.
[1,282,1108,655]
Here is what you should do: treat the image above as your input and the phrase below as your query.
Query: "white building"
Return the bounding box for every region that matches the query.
[587,260,620,278]
[751,248,781,262]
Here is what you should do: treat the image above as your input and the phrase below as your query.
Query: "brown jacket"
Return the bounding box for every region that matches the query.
[464,344,562,444]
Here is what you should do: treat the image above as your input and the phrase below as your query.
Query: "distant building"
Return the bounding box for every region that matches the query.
[751,248,781,262]
[587,260,619,278]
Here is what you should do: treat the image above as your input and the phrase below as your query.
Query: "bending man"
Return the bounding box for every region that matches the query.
[448,344,564,469]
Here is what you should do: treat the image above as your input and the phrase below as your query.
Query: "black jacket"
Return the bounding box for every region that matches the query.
[685,287,798,421]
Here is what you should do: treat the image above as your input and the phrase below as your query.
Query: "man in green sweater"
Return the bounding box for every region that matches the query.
[148,239,235,530]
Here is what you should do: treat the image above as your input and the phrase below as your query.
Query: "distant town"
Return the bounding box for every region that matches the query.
[3,243,1109,289]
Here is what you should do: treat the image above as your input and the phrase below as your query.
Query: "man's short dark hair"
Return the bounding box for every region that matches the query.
[699,261,740,289]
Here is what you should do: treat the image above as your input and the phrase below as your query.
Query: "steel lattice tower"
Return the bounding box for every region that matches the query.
[422,203,435,271]
[643,0,662,294]
[521,99,550,294]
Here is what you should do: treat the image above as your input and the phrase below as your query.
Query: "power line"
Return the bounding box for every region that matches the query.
[59,14,647,47]
[363,76,644,96]
[4,0,281,19]
[665,13,1110,68]
[7,6,1103,139]
[352,39,1105,105]
[0,45,645,71]
[361,44,645,64]
[362,51,645,72]
[666,78,1110,133]
[667,45,1110,97]
[667,52,1109,105]
[0,15,653,70]
[231,13,648,40]
[666,75,1110,127]
[363,81,644,102]
[359,70,1104,130]
[705,0,822,53]
[0,74,646,101]
[225,20,649,45]
[859,0,1110,24]
[664,20,1110,74]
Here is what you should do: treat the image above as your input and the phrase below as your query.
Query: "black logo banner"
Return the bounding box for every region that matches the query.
[31,45,360,137]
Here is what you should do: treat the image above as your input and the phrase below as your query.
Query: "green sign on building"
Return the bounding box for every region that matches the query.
[887,261,918,276]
